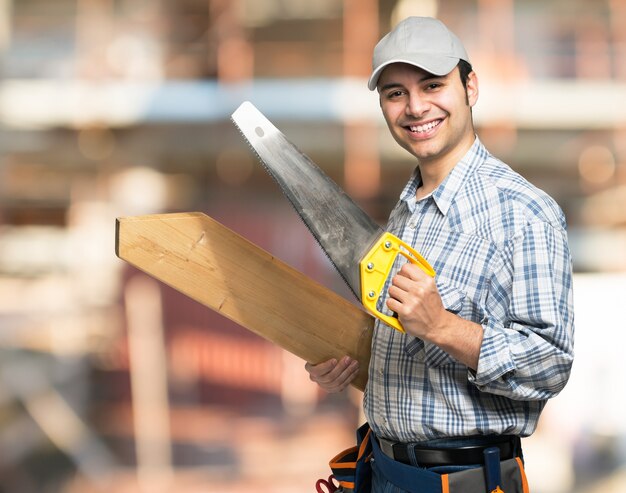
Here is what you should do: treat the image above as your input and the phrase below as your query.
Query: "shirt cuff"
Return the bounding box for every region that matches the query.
[468,321,517,391]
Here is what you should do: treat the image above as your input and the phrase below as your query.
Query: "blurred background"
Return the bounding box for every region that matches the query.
[0,0,625,492]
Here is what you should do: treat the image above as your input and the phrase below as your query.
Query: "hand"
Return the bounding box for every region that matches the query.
[386,262,447,341]
[304,356,359,393]
[387,263,483,369]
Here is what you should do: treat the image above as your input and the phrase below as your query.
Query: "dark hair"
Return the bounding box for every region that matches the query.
[457,59,474,106]
[458,59,473,88]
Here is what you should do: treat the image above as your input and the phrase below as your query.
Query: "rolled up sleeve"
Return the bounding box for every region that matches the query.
[469,220,575,400]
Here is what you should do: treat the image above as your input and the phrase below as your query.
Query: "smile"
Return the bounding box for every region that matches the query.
[406,119,442,134]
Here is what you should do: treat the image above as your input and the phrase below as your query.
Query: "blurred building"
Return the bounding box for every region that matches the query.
[0,1,625,492]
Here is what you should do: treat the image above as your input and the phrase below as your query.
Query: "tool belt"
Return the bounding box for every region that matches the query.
[377,435,520,468]
[328,423,373,493]
[324,423,530,493]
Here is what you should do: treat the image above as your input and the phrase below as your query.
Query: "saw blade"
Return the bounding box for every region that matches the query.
[231,101,383,301]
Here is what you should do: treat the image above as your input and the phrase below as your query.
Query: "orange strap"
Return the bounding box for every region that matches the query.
[516,457,530,493]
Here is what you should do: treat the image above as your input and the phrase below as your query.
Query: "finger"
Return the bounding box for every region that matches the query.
[390,273,413,292]
[387,283,422,314]
[399,261,431,280]
[387,284,407,305]
[315,356,355,383]
[386,296,404,315]
[304,358,337,378]
[323,359,359,392]
[310,357,359,392]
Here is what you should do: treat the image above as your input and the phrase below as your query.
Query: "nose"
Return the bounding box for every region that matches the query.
[405,93,430,118]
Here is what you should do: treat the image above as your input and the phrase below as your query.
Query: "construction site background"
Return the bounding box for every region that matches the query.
[1,1,625,492]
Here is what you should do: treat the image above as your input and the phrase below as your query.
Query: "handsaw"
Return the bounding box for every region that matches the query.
[231,101,435,333]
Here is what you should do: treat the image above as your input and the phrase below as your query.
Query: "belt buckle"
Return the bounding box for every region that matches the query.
[378,437,397,459]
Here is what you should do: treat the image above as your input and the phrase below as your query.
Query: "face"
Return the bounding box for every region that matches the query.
[377,63,479,170]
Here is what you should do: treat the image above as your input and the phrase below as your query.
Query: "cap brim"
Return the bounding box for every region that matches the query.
[367,56,460,91]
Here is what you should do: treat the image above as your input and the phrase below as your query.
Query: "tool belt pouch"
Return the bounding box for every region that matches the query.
[329,423,373,493]
[370,432,529,493]
[444,458,529,493]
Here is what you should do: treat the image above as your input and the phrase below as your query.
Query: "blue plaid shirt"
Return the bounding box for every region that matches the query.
[364,138,574,442]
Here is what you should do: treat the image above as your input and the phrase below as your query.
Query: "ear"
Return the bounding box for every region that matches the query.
[466,71,479,107]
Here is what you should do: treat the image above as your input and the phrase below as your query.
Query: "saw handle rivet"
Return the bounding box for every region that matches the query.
[384,241,393,250]
[367,290,376,299]
[366,262,374,271]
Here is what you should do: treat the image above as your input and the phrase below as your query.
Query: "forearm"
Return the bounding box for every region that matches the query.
[427,311,483,370]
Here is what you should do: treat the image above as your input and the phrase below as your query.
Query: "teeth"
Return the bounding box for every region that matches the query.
[409,120,440,133]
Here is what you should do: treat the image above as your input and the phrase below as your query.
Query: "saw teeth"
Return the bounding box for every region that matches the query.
[230,117,359,300]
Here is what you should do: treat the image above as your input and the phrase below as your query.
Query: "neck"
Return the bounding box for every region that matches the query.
[416,135,476,199]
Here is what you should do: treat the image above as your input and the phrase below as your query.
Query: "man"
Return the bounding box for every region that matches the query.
[306,16,574,491]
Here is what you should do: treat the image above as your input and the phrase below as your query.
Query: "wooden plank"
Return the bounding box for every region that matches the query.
[115,212,373,391]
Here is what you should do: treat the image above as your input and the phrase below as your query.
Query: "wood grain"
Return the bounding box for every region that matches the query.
[116,212,373,390]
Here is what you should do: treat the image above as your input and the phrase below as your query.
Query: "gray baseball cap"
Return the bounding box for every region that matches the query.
[368,17,470,91]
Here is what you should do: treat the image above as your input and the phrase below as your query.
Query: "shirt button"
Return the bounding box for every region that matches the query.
[408,219,417,229]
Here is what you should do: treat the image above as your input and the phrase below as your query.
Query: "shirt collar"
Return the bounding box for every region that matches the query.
[400,137,488,216]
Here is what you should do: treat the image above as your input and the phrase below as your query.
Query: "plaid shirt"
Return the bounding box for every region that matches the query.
[364,138,575,442]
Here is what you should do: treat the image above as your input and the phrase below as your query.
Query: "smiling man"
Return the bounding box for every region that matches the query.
[306,17,574,492]
[377,62,477,200]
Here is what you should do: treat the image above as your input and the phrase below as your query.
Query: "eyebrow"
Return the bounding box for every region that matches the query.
[379,82,403,92]
[379,73,445,92]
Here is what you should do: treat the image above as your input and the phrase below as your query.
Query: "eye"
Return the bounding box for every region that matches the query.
[386,90,405,99]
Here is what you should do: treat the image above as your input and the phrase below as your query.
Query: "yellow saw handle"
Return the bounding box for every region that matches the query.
[360,232,435,333]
